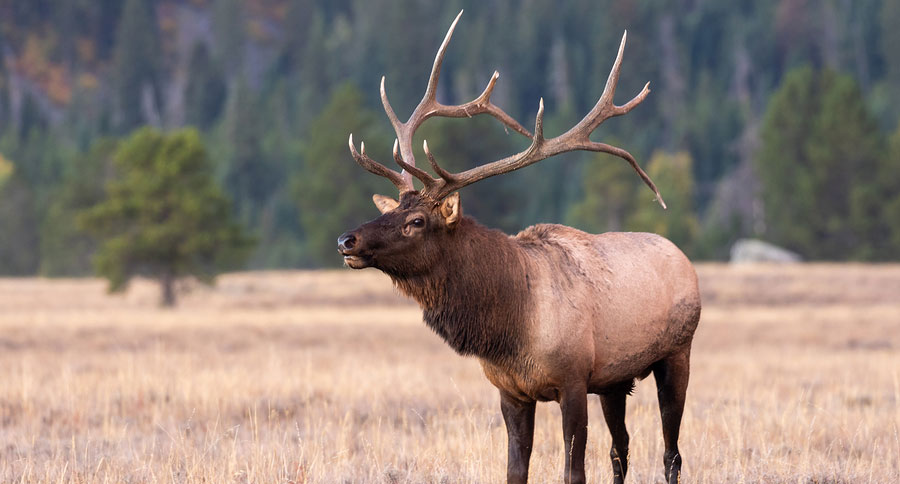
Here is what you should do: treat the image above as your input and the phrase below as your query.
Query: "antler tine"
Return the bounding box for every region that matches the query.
[357,17,661,207]
[422,9,464,105]
[569,31,648,136]
[379,9,463,179]
[380,77,402,134]
[372,10,533,195]
[600,31,628,109]
[348,134,413,193]
[420,31,665,208]
[423,139,456,183]
[582,141,666,209]
[392,139,436,191]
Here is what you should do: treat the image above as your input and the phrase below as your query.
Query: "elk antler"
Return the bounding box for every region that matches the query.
[349,11,666,209]
[349,10,532,194]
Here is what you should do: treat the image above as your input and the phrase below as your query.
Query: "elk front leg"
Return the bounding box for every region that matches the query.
[500,392,536,484]
[560,385,589,484]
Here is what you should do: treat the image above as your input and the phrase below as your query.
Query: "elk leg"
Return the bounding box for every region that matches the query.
[653,349,690,484]
[560,385,588,484]
[599,390,629,484]
[500,391,536,484]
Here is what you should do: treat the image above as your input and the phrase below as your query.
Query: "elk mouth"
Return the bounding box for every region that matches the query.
[342,253,372,269]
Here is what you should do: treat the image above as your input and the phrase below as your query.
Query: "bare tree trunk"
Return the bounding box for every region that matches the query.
[160,272,176,307]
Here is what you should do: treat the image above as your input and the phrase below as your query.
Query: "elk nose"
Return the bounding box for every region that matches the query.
[337,232,357,253]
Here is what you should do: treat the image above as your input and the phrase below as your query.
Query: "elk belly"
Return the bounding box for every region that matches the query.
[479,358,560,402]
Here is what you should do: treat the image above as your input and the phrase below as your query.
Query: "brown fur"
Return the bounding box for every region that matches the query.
[338,191,701,484]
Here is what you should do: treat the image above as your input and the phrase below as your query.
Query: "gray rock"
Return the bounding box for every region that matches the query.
[730,238,802,263]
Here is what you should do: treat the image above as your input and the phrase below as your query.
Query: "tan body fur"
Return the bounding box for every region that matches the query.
[481,226,700,403]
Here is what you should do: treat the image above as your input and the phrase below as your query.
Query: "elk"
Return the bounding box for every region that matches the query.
[338,12,700,484]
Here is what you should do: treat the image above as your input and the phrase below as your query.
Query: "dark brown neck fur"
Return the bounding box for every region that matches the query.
[387,216,530,363]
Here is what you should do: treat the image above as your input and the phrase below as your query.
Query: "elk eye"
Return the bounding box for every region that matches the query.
[410,218,425,228]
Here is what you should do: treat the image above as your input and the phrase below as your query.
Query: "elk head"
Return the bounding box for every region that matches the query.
[338,10,665,272]
[338,190,460,274]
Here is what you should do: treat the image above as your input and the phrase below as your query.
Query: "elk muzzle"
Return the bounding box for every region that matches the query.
[338,231,370,269]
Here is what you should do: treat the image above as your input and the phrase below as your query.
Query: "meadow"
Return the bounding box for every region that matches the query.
[1,264,898,483]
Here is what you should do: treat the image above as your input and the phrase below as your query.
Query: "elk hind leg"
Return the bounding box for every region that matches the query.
[599,385,630,484]
[653,349,690,484]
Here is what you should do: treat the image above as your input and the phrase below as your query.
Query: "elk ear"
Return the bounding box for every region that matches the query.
[372,194,399,214]
[440,192,461,227]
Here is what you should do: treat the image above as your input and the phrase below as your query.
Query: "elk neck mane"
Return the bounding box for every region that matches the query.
[387,216,530,364]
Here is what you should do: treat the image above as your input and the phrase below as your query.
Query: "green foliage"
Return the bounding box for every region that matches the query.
[0,126,75,274]
[880,127,900,256]
[757,66,885,259]
[40,139,117,276]
[3,0,900,270]
[626,152,700,254]
[275,0,314,77]
[212,0,246,78]
[185,43,227,129]
[0,175,40,275]
[292,83,392,267]
[566,154,639,234]
[112,0,162,131]
[219,81,282,227]
[79,127,253,305]
[0,153,13,189]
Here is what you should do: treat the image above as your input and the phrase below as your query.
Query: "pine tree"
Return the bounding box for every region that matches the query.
[79,128,253,306]
[185,42,227,129]
[277,0,314,77]
[112,0,162,132]
[40,139,117,276]
[0,175,40,275]
[756,66,883,259]
[292,83,392,267]
[220,81,281,228]
[626,151,699,254]
[566,154,639,234]
[0,152,13,189]
[877,126,900,258]
[212,0,246,80]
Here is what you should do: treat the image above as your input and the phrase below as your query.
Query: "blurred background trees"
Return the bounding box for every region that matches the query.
[0,0,898,275]
[78,128,252,305]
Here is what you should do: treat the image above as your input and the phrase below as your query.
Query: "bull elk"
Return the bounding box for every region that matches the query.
[338,11,700,484]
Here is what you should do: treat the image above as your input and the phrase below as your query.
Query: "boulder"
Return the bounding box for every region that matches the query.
[730,238,802,263]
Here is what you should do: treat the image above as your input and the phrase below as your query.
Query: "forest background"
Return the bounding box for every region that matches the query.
[2,0,899,276]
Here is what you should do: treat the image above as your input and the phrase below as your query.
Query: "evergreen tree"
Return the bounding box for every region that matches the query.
[876,125,900,259]
[185,42,227,129]
[112,0,162,132]
[220,82,281,228]
[756,66,883,259]
[296,10,331,124]
[0,152,13,190]
[40,139,117,276]
[626,151,699,254]
[212,0,246,79]
[292,82,391,267]
[566,154,639,234]
[0,175,40,275]
[79,128,253,306]
[277,0,314,77]
[880,0,900,92]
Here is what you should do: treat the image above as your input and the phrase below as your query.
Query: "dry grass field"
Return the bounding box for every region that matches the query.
[1,264,899,483]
